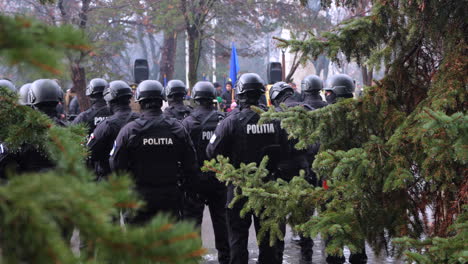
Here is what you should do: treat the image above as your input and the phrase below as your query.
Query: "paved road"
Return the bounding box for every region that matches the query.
[200,208,403,264]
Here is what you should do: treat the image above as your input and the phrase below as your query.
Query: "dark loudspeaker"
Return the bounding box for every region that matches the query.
[267,62,282,84]
[134,59,149,84]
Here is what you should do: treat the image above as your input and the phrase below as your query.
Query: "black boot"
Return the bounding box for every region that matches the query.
[299,236,313,262]
[300,249,313,262]
[349,251,368,264]
[326,255,345,264]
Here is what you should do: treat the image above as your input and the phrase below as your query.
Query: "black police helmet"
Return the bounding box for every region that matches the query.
[86,78,108,96]
[135,80,165,102]
[192,81,216,100]
[0,79,16,92]
[29,79,63,105]
[236,73,265,95]
[301,75,323,92]
[269,81,294,101]
[19,83,32,105]
[103,80,133,102]
[324,74,355,96]
[165,80,187,97]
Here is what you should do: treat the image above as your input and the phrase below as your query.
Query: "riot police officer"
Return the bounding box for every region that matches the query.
[0,79,31,176]
[207,73,285,264]
[270,82,319,262]
[110,80,198,223]
[87,80,138,178]
[72,78,111,135]
[301,75,328,109]
[324,74,355,104]
[29,79,67,126]
[0,78,16,92]
[0,79,65,178]
[182,81,229,264]
[0,79,18,179]
[18,83,32,105]
[270,81,314,110]
[69,96,80,116]
[164,80,192,120]
[323,74,367,264]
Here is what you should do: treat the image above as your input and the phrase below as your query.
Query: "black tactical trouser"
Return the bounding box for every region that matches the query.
[320,185,367,264]
[299,170,317,262]
[183,187,230,264]
[130,187,182,225]
[227,201,285,264]
[280,166,316,262]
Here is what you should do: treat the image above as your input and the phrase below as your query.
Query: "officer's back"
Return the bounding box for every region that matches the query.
[269,82,317,182]
[72,78,111,135]
[324,74,368,264]
[110,80,198,223]
[87,80,138,178]
[302,75,328,109]
[206,73,285,264]
[207,104,281,169]
[1,79,65,177]
[207,75,282,186]
[182,81,230,264]
[112,111,192,187]
[183,83,225,176]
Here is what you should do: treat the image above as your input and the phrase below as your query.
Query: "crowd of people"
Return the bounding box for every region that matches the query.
[0,73,366,264]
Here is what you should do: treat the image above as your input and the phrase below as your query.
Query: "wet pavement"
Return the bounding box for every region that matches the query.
[200,208,403,264]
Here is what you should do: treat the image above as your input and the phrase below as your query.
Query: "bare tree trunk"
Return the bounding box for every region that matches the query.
[285,51,304,83]
[313,55,330,80]
[137,25,149,60]
[71,62,89,111]
[147,33,161,80]
[159,30,178,83]
[361,65,373,86]
[60,0,91,112]
[187,26,202,89]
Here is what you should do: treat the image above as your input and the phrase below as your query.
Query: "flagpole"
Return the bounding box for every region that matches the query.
[223,74,227,92]
[229,42,239,107]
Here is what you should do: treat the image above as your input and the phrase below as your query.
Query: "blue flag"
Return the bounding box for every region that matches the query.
[229,42,239,88]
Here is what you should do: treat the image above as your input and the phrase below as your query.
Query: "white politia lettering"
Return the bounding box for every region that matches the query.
[246,123,275,134]
[202,131,214,141]
[143,138,174,145]
[94,116,108,125]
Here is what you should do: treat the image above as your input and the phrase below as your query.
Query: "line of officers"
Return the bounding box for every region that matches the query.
[0,73,366,264]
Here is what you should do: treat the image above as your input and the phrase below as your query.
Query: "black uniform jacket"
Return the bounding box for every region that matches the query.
[275,97,319,184]
[206,105,284,204]
[110,109,198,197]
[164,101,193,120]
[303,94,328,109]
[72,100,111,135]
[0,117,66,178]
[87,105,138,176]
[182,106,224,190]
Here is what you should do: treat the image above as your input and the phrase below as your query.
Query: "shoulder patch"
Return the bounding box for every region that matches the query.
[109,141,117,156]
[87,133,95,145]
[209,134,217,144]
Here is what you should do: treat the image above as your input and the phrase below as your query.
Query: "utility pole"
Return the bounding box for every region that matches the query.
[212,19,217,82]
[281,48,286,81]
[185,30,190,90]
